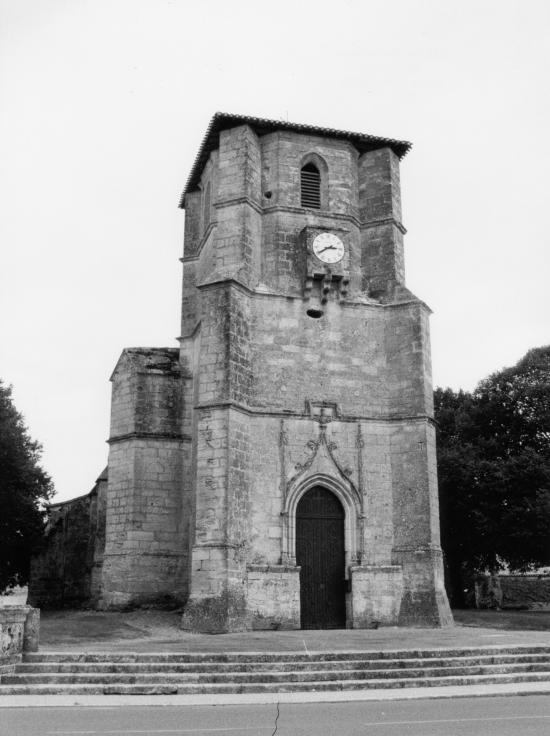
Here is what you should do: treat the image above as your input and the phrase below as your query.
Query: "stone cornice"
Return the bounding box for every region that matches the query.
[392,544,444,554]
[108,431,191,445]
[247,564,300,573]
[262,204,361,228]
[196,276,253,295]
[351,564,402,572]
[181,211,407,264]
[179,289,429,345]
[181,203,365,262]
[361,216,407,234]
[195,399,436,426]
[100,551,186,558]
[195,278,425,308]
[193,542,240,550]
[382,297,432,313]
[178,321,202,342]
[214,195,263,214]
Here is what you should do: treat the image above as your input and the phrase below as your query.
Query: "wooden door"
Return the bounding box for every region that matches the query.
[296,486,346,629]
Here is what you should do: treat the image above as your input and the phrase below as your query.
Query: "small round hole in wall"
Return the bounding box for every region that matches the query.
[264,190,272,199]
[306,308,323,319]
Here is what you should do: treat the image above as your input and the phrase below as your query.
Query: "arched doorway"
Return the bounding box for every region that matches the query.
[296,486,346,629]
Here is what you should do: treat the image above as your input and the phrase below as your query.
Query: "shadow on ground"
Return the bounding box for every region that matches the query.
[40,609,183,644]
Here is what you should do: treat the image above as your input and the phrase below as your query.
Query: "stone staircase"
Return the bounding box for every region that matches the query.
[1,646,550,695]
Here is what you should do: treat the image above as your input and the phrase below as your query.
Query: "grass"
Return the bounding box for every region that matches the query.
[453,608,550,631]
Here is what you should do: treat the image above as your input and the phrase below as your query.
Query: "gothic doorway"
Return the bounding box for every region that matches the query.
[296,486,346,629]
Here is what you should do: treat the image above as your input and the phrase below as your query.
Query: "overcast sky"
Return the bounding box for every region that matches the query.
[1,0,549,502]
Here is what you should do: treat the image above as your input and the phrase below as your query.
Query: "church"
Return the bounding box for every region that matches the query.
[30,113,452,632]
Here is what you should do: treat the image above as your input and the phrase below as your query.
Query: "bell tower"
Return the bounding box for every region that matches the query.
[178,113,452,632]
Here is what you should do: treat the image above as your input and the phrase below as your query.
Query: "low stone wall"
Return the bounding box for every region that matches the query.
[0,606,40,674]
[29,470,107,608]
[475,574,550,610]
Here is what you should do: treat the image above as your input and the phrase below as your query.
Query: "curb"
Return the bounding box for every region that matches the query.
[2,681,550,707]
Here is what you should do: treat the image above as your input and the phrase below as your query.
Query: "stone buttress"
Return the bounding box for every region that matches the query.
[99,348,191,607]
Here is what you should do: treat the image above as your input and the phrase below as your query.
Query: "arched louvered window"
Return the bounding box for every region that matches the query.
[301,163,321,209]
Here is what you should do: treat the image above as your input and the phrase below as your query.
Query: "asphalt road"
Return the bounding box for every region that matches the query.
[2,696,550,736]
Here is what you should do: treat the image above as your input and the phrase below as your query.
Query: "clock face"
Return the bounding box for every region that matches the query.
[312,233,345,264]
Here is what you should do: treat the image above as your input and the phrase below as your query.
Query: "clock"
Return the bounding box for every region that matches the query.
[312,233,345,264]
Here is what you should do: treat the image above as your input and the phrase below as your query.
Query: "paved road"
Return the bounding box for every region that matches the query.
[2,696,550,736]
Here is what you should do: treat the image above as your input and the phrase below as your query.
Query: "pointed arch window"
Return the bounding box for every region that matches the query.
[301,163,321,209]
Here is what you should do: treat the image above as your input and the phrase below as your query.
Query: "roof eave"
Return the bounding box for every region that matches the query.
[178,112,412,208]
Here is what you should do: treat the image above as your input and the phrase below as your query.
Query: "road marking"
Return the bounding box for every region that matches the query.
[362,715,550,726]
[48,728,273,734]
[302,638,309,654]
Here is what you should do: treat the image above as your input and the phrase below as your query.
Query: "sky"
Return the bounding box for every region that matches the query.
[1,0,549,502]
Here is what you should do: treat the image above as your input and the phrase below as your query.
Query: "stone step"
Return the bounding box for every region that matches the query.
[15,653,550,674]
[21,646,550,665]
[5,647,549,697]
[5,663,550,686]
[2,671,550,696]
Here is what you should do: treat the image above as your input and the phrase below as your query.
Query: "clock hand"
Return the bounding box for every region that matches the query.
[318,245,336,253]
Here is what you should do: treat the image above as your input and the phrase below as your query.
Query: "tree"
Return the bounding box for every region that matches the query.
[0,381,54,591]
[435,347,550,606]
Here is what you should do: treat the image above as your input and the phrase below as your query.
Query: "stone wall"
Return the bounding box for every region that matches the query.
[476,574,550,610]
[99,347,190,608]
[29,471,107,608]
[0,606,39,670]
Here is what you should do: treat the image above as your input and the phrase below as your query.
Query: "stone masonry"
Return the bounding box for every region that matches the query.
[30,114,452,631]
[29,470,107,608]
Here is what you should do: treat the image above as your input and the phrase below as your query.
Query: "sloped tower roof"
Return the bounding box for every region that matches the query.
[179,112,412,206]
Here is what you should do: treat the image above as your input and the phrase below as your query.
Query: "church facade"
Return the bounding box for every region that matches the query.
[31,114,452,631]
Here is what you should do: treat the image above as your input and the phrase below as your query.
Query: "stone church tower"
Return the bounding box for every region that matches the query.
[32,114,452,631]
